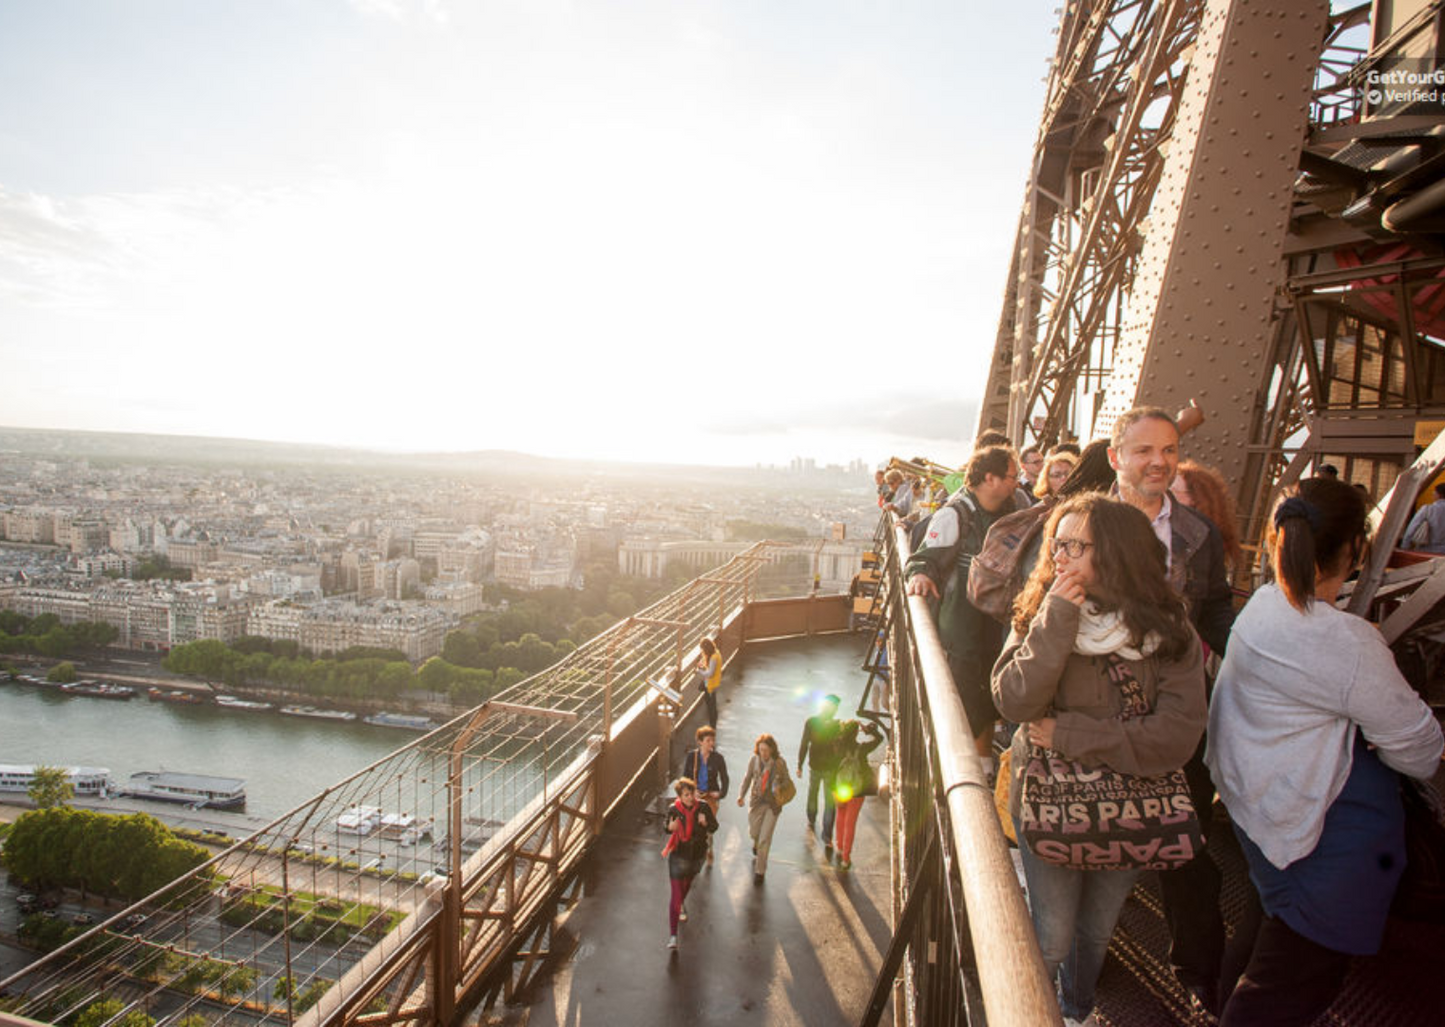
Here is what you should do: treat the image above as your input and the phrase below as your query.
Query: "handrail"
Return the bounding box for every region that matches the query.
[880,514,1060,1026]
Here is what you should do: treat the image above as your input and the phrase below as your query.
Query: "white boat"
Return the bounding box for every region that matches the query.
[376,812,434,846]
[364,712,438,732]
[336,805,383,835]
[0,764,113,798]
[280,705,357,722]
[124,771,247,810]
[214,695,274,711]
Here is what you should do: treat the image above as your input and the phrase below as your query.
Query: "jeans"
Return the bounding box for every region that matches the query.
[805,768,837,843]
[1016,824,1141,1021]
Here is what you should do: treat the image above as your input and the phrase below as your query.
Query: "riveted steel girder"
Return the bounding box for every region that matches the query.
[1096,0,1331,492]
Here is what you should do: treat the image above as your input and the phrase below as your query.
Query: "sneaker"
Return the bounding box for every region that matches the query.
[667,935,679,950]
[824,843,834,860]
[839,858,852,871]
[678,907,688,922]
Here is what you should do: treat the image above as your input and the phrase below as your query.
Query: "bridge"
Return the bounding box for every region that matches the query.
[4,1,1445,1024]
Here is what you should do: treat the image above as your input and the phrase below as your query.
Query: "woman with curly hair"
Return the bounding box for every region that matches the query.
[1171,460,1244,573]
[993,492,1207,1026]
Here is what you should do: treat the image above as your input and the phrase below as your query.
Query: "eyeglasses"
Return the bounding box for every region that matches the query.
[1049,537,1094,559]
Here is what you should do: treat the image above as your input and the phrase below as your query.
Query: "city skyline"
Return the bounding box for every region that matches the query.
[0,1,1055,469]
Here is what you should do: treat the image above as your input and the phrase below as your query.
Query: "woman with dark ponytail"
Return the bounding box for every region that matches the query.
[1207,478,1443,1025]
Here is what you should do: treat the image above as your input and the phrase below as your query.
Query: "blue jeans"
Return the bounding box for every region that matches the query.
[805,769,836,843]
[1016,825,1141,1020]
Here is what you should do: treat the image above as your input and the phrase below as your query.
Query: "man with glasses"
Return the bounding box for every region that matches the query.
[904,444,1021,766]
[1108,406,1234,1017]
[1019,445,1045,497]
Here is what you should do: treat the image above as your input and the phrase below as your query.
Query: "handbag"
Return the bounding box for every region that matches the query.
[1017,654,1204,871]
[773,762,797,806]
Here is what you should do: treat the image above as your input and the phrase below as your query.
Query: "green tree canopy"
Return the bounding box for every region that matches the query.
[46,661,77,684]
[27,765,74,809]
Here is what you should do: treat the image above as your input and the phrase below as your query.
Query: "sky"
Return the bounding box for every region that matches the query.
[0,0,1058,469]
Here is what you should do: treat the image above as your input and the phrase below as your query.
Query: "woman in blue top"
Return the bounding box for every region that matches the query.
[1207,478,1443,1026]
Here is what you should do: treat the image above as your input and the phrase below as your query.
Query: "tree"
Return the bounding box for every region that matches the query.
[75,999,155,1027]
[3,808,210,901]
[27,766,74,809]
[442,631,483,668]
[46,662,77,684]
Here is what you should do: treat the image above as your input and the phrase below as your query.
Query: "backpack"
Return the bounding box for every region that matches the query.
[836,749,876,798]
[966,498,1055,623]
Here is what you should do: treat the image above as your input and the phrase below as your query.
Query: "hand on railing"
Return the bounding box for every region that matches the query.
[905,575,939,600]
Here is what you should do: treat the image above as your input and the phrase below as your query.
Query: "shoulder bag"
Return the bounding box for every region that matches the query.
[1017,654,1204,871]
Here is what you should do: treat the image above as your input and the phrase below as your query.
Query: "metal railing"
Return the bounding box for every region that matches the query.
[868,513,1060,1026]
[0,543,823,1027]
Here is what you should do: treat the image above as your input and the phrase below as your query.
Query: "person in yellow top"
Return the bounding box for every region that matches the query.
[694,638,722,726]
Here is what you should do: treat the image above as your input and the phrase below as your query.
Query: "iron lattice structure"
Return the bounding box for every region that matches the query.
[0,543,821,1027]
[981,0,1445,552]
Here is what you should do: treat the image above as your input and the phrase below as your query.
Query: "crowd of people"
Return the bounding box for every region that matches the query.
[887,405,1444,1027]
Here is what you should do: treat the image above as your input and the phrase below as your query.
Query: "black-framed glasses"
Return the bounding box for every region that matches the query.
[1049,537,1094,559]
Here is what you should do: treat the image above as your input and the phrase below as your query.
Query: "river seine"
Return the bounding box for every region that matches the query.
[0,684,429,824]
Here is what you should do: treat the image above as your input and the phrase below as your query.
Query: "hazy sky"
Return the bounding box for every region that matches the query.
[0,1,1056,468]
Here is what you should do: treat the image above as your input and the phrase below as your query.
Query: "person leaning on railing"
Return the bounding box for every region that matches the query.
[904,444,1022,771]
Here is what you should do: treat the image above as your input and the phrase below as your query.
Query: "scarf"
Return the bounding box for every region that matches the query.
[755,757,772,800]
[1073,602,1160,661]
[661,798,698,858]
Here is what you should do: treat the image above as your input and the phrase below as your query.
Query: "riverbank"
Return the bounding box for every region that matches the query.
[4,656,460,720]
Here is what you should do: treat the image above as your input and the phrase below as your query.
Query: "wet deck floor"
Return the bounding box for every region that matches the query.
[491,633,893,1026]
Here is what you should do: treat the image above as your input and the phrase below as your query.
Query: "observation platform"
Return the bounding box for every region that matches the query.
[3,543,1443,1027]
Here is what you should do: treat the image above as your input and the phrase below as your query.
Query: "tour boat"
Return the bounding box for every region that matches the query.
[213,695,274,711]
[123,770,246,810]
[280,705,357,722]
[364,711,439,732]
[0,764,114,798]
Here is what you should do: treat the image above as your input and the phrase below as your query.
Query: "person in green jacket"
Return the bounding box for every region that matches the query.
[904,444,1020,766]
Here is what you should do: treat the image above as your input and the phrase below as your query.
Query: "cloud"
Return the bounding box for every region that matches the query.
[349,0,450,24]
[0,187,118,306]
[704,395,978,443]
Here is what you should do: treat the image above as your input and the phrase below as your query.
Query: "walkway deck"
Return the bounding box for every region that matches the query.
[491,633,893,1026]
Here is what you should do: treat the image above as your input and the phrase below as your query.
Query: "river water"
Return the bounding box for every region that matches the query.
[0,683,420,825]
